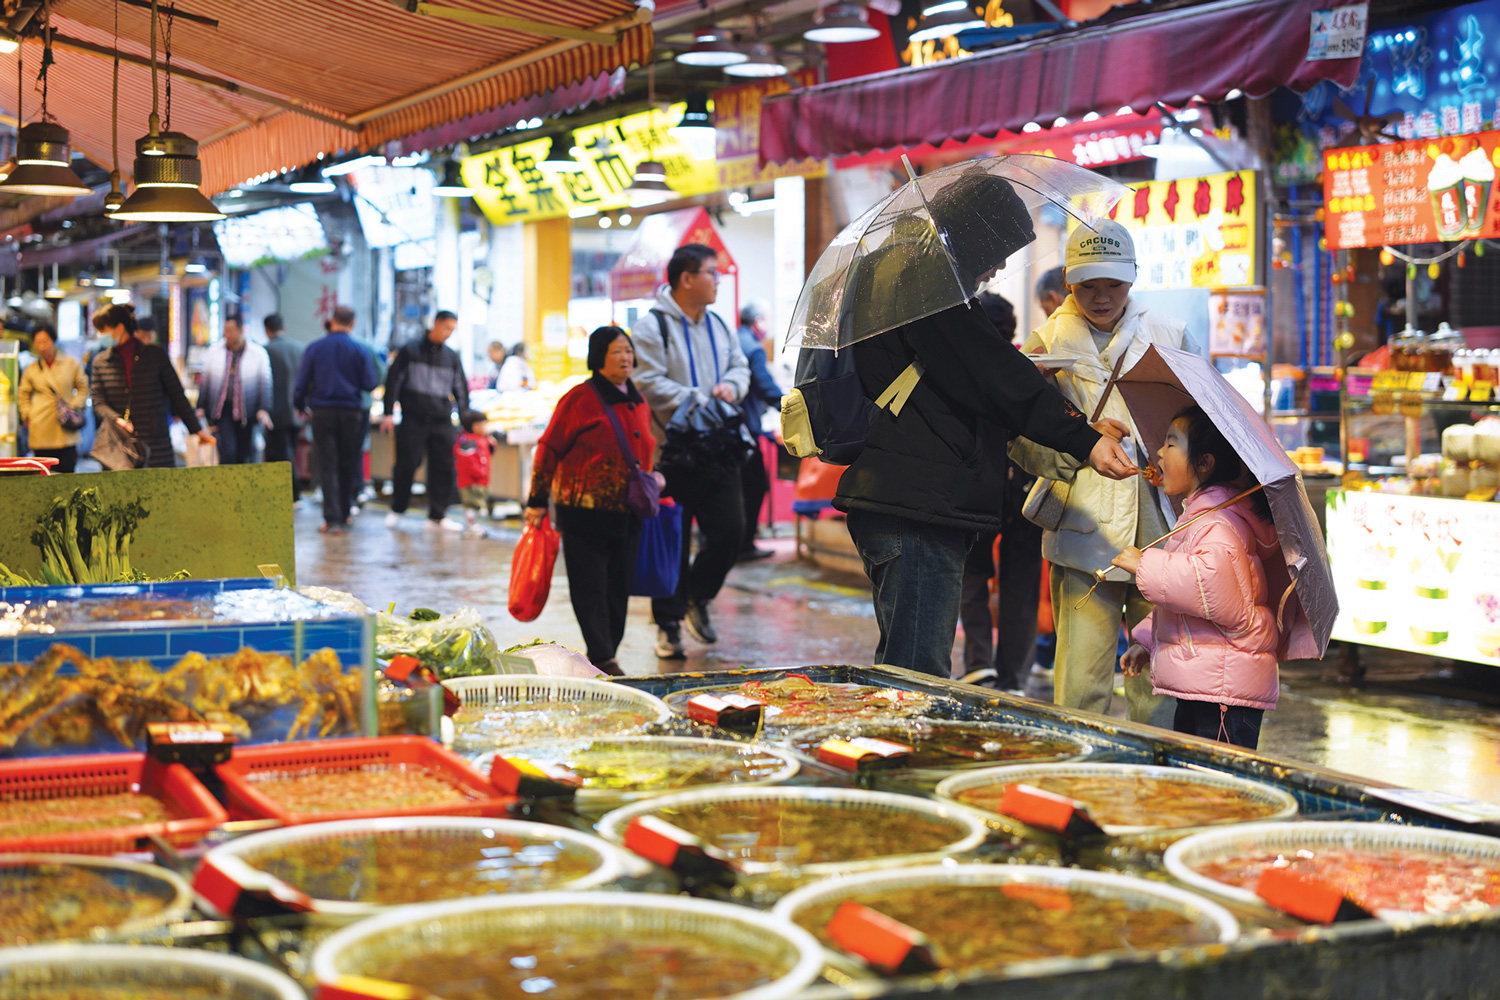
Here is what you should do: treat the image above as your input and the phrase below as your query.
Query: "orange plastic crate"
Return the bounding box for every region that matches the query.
[0,753,228,855]
[215,736,514,826]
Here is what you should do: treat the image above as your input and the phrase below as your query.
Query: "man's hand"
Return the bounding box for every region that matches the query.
[256,409,274,430]
[1120,643,1150,678]
[523,506,546,528]
[711,382,737,403]
[1087,435,1138,479]
[195,428,216,445]
[380,415,395,434]
[1111,545,1143,575]
[296,409,311,425]
[1091,417,1130,441]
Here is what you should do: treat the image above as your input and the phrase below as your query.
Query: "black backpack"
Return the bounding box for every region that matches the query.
[780,345,922,466]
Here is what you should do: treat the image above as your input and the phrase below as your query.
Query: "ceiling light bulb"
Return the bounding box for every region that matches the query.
[805,3,880,43]
[0,122,91,197]
[539,136,585,173]
[599,215,612,228]
[110,118,225,221]
[677,29,748,67]
[909,7,985,42]
[723,43,789,77]
[617,212,632,225]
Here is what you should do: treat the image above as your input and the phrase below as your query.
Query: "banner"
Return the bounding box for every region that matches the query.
[1099,171,1258,289]
[711,71,826,188]
[1323,131,1500,248]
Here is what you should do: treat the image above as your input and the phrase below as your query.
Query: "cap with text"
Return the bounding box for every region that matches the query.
[1064,219,1137,284]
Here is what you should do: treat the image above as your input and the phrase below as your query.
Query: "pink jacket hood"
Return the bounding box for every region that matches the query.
[1131,483,1282,710]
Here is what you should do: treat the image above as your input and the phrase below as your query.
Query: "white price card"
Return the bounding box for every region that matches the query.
[1309,4,1367,60]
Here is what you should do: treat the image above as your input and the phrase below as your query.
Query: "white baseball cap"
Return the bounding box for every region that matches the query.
[1065,219,1137,284]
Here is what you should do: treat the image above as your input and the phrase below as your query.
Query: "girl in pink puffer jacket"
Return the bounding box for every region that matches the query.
[1111,406,1281,749]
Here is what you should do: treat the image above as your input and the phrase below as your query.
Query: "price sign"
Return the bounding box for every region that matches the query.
[1473,380,1493,401]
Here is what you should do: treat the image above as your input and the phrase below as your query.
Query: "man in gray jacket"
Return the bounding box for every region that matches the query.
[631,243,750,658]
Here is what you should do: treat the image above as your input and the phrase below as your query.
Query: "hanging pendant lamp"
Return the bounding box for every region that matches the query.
[104,0,125,212]
[0,12,90,199]
[111,0,223,221]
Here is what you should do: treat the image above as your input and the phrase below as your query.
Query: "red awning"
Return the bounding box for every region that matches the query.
[610,208,738,303]
[760,0,1365,164]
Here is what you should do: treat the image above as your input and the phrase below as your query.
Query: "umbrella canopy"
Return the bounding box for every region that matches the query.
[1115,345,1336,659]
[783,154,1126,351]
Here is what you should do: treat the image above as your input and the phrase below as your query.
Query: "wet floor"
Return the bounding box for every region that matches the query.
[295,501,1500,805]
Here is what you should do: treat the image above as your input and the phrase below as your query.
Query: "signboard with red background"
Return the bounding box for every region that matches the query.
[1322,132,1500,249]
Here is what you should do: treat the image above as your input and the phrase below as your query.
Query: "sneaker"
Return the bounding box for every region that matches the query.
[1029,663,1055,683]
[684,602,718,644]
[318,522,346,535]
[655,623,686,659]
[385,512,401,528]
[466,524,487,538]
[426,517,465,532]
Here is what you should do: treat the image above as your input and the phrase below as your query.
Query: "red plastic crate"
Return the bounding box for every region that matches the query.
[0,753,228,855]
[215,736,514,826]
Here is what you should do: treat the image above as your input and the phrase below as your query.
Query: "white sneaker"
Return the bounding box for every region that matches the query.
[467,524,487,537]
[385,512,401,528]
[426,517,465,532]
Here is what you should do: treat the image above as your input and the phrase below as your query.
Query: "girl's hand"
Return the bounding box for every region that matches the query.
[1112,545,1143,575]
[1120,643,1150,677]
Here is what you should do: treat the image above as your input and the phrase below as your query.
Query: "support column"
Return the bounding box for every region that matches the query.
[523,217,574,383]
[434,195,462,323]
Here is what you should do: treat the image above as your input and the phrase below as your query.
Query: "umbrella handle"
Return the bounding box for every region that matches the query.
[1072,484,1266,612]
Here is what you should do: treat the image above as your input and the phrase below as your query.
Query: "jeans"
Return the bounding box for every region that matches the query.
[561,519,642,665]
[847,509,974,679]
[214,417,256,464]
[310,407,364,527]
[1174,699,1264,750]
[264,424,300,501]
[652,464,744,624]
[391,418,458,520]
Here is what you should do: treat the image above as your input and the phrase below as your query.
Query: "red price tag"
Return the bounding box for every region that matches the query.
[489,756,581,798]
[825,901,940,975]
[319,976,428,1000]
[622,815,736,883]
[996,783,1103,838]
[816,737,912,771]
[686,693,765,729]
[1255,866,1373,924]
[192,857,314,918]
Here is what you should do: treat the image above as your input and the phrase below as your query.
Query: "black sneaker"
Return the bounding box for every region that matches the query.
[737,547,774,562]
[655,623,686,659]
[684,602,718,644]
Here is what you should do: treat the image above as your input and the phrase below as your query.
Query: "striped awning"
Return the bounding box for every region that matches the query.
[10,0,651,194]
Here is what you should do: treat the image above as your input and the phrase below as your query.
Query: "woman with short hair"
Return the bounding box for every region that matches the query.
[18,325,89,473]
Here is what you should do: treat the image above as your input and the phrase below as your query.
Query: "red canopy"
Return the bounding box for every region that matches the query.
[609,208,739,303]
[759,0,1365,164]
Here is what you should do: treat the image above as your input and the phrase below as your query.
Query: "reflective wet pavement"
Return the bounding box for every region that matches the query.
[295,503,1500,804]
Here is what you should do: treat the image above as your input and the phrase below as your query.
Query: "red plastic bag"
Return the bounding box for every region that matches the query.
[508,515,561,622]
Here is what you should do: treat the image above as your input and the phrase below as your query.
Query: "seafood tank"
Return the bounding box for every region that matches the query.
[0,579,375,756]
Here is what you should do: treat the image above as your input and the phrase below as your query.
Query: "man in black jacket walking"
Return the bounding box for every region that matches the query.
[381,310,469,531]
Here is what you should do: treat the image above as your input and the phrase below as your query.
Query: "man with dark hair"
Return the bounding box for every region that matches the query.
[262,312,304,502]
[381,309,469,531]
[736,301,783,561]
[1034,265,1068,319]
[198,314,272,464]
[293,306,378,534]
[631,243,750,658]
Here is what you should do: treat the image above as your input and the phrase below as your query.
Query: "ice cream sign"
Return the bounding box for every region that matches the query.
[1323,132,1500,249]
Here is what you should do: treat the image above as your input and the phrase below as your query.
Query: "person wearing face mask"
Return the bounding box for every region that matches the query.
[90,303,213,468]
[1009,221,1191,727]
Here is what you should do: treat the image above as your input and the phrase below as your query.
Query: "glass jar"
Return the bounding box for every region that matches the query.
[1426,322,1465,375]
[1455,348,1475,384]
[1391,328,1426,371]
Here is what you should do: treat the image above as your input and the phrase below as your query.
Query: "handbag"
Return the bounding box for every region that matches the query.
[508,514,561,622]
[590,381,659,520]
[91,408,149,470]
[1021,344,1132,530]
[53,384,85,432]
[659,394,756,471]
[631,499,682,598]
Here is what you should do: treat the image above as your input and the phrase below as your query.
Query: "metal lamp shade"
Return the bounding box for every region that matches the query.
[110,128,224,221]
[722,43,788,77]
[909,8,986,42]
[805,3,881,43]
[677,29,747,67]
[626,159,673,207]
[0,122,90,197]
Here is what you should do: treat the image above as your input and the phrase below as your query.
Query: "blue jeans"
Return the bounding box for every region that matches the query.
[847,509,974,679]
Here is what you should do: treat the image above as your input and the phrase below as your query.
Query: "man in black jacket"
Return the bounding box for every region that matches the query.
[381,310,469,531]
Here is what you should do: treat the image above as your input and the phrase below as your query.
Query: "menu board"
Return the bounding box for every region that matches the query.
[1101,171,1258,289]
[1323,132,1500,249]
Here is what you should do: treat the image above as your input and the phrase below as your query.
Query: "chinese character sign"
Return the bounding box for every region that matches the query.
[1096,171,1259,289]
[1322,132,1500,248]
[711,71,825,189]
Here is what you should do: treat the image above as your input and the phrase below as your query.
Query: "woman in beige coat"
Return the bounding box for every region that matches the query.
[19,326,89,472]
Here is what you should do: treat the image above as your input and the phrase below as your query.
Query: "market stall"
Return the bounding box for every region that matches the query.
[610,206,741,329]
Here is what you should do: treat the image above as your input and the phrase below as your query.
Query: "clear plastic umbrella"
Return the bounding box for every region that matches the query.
[784,154,1129,351]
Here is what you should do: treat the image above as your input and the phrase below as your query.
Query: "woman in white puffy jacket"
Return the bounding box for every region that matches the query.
[1009,221,1193,726]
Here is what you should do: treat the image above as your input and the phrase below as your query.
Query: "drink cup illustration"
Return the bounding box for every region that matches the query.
[1461,147,1495,237]
[1429,153,1468,240]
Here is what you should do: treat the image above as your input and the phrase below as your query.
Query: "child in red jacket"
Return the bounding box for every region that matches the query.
[454,409,496,537]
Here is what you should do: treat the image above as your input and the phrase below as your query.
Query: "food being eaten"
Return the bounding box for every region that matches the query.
[955,774,1280,830]
[369,932,785,1000]
[795,883,1214,972]
[643,799,969,866]
[243,829,601,905]
[0,862,177,945]
[0,791,170,839]
[247,765,477,816]
[1192,847,1500,916]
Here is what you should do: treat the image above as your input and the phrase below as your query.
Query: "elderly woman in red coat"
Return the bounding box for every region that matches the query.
[525,326,661,675]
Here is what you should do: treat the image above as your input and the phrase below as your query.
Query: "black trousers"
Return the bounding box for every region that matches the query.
[31,446,76,474]
[957,516,1044,687]
[561,520,642,665]
[391,418,458,520]
[264,424,300,500]
[1174,699,1264,750]
[213,417,256,465]
[740,438,770,550]
[311,407,365,527]
[652,464,744,623]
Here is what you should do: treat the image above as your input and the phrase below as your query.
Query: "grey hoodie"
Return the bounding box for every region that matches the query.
[630,285,750,432]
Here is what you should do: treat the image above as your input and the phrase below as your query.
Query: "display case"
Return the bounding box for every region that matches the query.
[1330,368,1500,669]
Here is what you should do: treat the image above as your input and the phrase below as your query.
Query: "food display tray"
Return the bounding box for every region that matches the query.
[0,853,195,942]
[0,943,307,999]
[442,674,673,757]
[0,578,376,757]
[0,752,228,854]
[214,736,512,826]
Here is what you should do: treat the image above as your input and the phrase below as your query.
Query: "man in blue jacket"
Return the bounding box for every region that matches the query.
[294,306,379,534]
[737,302,783,561]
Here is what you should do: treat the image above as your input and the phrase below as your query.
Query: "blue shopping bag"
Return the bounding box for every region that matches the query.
[631,500,682,598]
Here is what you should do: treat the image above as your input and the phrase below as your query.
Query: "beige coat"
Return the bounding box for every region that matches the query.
[19,354,88,449]
[1009,295,1186,575]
